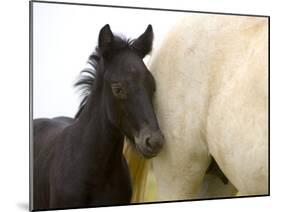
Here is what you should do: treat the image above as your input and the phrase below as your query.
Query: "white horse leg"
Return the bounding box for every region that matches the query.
[198,171,237,199]
[198,158,238,198]
[152,132,210,201]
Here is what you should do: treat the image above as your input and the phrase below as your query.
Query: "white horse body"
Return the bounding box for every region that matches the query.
[149,15,268,200]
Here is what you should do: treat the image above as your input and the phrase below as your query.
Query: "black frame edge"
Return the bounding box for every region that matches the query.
[31,0,269,18]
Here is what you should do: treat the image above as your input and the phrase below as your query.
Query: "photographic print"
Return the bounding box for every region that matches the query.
[30,1,269,211]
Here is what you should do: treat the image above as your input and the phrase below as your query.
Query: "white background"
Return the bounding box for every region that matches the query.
[0,0,279,212]
[33,3,185,118]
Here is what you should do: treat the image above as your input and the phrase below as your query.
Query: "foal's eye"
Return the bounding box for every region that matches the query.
[111,83,127,99]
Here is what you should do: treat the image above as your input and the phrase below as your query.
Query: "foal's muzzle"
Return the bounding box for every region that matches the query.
[135,128,165,158]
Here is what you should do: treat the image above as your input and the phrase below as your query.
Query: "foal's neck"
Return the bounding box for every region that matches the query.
[72,93,124,171]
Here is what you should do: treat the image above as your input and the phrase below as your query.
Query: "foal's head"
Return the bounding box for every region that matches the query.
[78,24,164,158]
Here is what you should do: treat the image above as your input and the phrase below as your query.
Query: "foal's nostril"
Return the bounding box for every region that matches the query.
[145,136,152,149]
[144,132,164,152]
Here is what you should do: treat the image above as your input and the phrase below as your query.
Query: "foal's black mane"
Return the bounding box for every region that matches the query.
[74,35,135,118]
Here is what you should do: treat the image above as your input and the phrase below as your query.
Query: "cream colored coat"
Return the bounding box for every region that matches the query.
[148,14,268,200]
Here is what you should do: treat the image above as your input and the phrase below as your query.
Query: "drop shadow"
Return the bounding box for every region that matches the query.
[17,202,29,211]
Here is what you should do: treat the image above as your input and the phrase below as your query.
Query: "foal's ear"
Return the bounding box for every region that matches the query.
[132,25,153,58]
[98,24,114,59]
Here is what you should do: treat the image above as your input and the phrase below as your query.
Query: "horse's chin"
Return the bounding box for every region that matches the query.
[139,149,158,159]
[125,137,158,158]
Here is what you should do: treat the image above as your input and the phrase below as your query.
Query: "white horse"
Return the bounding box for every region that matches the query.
[146,14,268,201]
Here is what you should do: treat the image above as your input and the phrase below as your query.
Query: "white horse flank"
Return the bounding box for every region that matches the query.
[148,14,268,200]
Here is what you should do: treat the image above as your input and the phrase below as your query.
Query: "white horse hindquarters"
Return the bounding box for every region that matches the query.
[206,17,269,195]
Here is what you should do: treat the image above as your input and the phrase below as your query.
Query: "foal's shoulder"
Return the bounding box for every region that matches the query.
[34,116,74,131]
[52,116,74,125]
